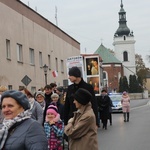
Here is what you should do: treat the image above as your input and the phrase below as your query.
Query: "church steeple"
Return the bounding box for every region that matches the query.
[114,0,133,37]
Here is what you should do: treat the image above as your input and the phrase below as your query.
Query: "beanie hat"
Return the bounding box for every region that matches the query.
[1,90,30,110]
[51,93,59,99]
[46,105,58,116]
[74,88,92,105]
[35,91,45,98]
[56,86,64,92]
[123,91,127,95]
[68,67,81,77]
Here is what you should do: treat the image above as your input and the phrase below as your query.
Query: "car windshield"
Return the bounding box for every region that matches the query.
[109,94,122,101]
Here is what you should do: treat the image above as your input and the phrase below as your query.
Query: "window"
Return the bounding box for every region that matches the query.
[123,51,128,61]
[48,55,51,70]
[39,52,43,67]
[118,72,121,81]
[31,86,36,94]
[61,60,64,73]
[124,36,126,40]
[17,43,23,62]
[103,72,106,79]
[29,48,35,65]
[6,39,11,59]
[8,85,12,90]
[55,57,58,72]
[103,71,108,86]
[19,86,24,91]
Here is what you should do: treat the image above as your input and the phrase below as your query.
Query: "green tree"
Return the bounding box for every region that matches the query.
[119,76,129,92]
[137,76,143,92]
[129,74,143,93]
[119,77,123,92]
[135,54,150,87]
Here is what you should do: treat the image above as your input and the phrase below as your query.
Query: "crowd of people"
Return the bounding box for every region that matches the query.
[0,66,130,150]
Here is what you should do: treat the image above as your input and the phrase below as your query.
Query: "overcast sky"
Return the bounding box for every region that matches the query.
[20,0,150,67]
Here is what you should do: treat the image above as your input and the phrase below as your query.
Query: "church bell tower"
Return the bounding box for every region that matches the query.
[113,0,136,79]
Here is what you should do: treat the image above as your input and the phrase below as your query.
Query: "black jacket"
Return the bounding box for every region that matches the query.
[64,78,99,126]
[97,95,111,120]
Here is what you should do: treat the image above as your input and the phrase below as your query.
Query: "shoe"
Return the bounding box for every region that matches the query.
[110,123,112,126]
[124,120,126,122]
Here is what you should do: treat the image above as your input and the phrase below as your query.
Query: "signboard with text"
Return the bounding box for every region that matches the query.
[66,56,85,85]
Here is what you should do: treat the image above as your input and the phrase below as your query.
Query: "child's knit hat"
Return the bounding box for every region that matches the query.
[46,104,58,116]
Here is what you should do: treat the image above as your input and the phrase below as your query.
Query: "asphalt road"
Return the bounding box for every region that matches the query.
[98,99,150,150]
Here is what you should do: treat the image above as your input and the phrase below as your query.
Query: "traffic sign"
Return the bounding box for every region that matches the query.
[21,75,32,86]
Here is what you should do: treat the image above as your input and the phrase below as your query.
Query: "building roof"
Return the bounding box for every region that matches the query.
[94,44,121,64]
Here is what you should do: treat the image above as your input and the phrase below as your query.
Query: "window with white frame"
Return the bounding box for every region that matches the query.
[39,52,43,67]
[61,60,64,73]
[48,55,51,70]
[29,48,35,65]
[55,57,58,72]
[6,39,11,59]
[31,86,36,94]
[17,43,23,62]
[123,51,128,61]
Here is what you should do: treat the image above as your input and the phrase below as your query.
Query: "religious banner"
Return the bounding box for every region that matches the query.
[84,55,101,95]
[66,56,84,85]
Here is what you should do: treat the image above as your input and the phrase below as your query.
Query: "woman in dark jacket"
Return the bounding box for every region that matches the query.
[0,90,48,150]
[97,89,111,130]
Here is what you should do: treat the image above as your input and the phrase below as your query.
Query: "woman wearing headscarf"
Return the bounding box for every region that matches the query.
[64,88,98,150]
[0,90,48,150]
[35,91,47,125]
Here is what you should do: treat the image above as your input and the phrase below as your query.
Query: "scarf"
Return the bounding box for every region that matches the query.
[28,97,35,110]
[39,101,46,110]
[0,110,31,149]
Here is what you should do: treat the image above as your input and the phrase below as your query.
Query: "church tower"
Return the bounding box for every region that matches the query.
[113,0,136,79]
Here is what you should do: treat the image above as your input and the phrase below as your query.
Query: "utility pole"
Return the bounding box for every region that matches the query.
[55,6,58,26]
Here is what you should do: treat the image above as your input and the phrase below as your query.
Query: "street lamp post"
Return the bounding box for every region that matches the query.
[43,64,48,85]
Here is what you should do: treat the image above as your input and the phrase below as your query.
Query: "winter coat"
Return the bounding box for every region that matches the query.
[3,118,48,150]
[44,120,64,150]
[30,100,44,125]
[56,101,64,121]
[0,96,3,124]
[64,78,98,126]
[0,109,4,124]
[64,103,99,150]
[121,95,130,112]
[97,95,110,120]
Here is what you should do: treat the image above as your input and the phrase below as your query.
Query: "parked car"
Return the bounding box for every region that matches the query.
[109,93,122,112]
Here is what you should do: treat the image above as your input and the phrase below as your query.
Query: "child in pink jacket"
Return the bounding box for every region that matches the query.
[44,104,64,150]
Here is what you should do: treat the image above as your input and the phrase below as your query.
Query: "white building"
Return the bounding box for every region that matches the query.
[113,0,136,80]
[0,0,80,92]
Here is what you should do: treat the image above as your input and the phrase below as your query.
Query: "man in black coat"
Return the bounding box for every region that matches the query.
[64,66,99,127]
[97,89,111,130]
